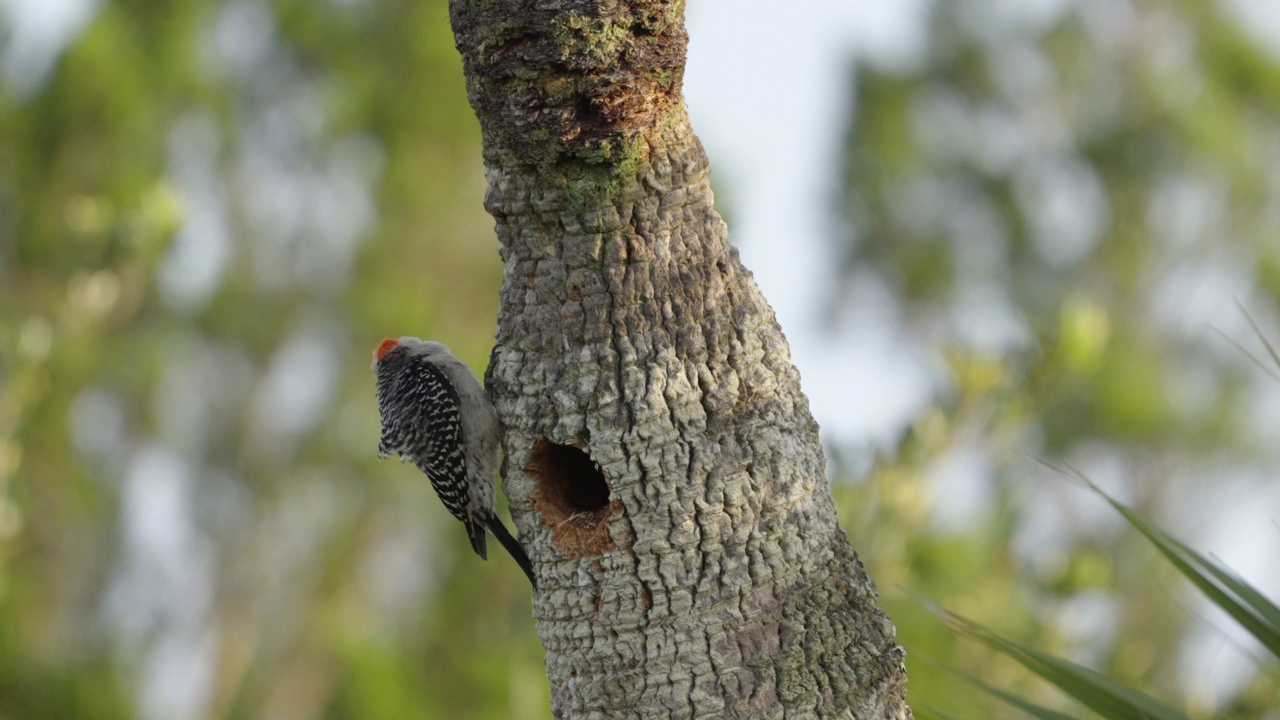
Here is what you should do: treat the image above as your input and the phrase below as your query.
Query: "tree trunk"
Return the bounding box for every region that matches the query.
[449,1,911,717]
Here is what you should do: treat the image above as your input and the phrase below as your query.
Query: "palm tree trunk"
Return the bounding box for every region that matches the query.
[450,1,911,717]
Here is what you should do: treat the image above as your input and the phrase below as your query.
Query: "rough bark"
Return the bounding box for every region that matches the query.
[449,1,911,717]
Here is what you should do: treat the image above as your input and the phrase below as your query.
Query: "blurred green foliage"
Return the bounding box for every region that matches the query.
[0,0,545,717]
[938,472,1280,720]
[834,1,1280,718]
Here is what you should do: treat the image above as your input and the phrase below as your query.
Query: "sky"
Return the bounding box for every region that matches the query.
[683,0,1280,703]
[685,1,936,455]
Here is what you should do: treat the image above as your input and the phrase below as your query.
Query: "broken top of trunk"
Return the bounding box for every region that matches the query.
[451,0,689,170]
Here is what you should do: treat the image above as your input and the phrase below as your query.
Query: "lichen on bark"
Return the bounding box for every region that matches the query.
[449,0,911,717]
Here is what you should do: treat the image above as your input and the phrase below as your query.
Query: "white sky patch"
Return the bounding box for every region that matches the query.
[1017,154,1110,268]
[925,439,996,532]
[951,283,1031,355]
[360,512,436,628]
[1221,0,1280,58]
[154,336,257,456]
[297,133,384,293]
[956,0,1078,48]
[1147,171,1228,252]
[159,112,233,314]
[1049,590,1122,667]
[0,0,100,96]
[69,386,130,478]
[139,618,217,720]
[105,444,218,720]
[234,80,382,295]
[103,445,208,652]
[252,318,343,441]
[685,1,935,458]
[1012,446,1131,570]
[1178,471,1280,703]
[201,0,275,83]
[122,445,195,573]
[1148,252,1256,342]
[806,269,936,452]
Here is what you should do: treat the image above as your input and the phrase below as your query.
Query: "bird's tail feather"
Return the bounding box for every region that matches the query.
[465,514,488,560]
[484,514,537,589]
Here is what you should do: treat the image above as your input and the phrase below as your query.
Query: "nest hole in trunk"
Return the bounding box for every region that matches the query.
[526,439,619,556]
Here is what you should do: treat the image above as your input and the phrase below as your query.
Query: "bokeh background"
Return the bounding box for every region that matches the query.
[1,0,1278,718]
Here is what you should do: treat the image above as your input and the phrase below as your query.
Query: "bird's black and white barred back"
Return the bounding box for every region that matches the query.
[375,348,474,531]
[373,337,536,588]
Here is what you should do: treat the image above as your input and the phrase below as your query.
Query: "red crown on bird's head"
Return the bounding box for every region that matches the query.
[375,338,399,361]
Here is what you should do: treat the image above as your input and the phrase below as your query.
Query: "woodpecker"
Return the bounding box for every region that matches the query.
[373,337,536,588]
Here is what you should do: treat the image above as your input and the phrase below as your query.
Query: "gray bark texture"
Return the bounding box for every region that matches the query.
[449,1,911,717]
